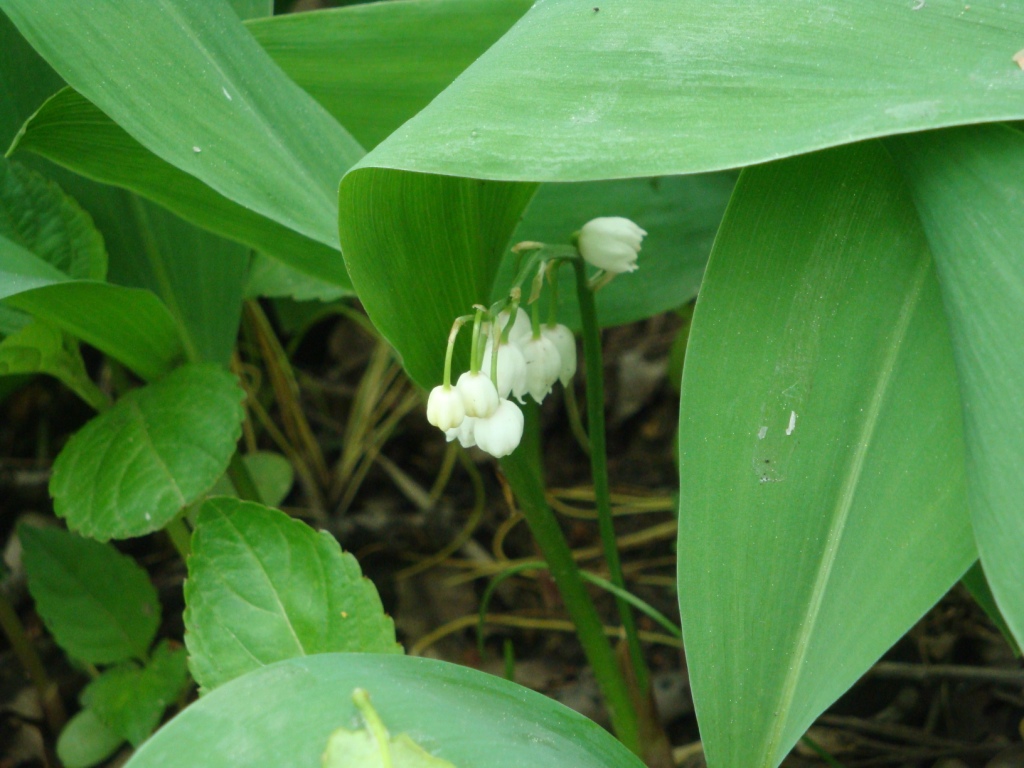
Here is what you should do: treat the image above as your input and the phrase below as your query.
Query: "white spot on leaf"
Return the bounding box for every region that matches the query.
[786,410,797,436]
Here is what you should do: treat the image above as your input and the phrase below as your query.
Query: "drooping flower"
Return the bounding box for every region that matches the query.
[577,217,647,274]
[521,335,562,404]
[473,399,524,458]
[456,370,499,418]
[541,324,577,386]
[482,339,528,403]
[426,385,465,431]
[445,417,477,449]
[494,307,532,347]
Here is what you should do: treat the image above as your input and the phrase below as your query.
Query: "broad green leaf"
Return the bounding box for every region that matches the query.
[0,9,62,148]
[11,89,349,289]
[102,197,247,366]
[184,498,400,693]
[246,0,532,150]
[56,708,124,768]
[498,174,735,328]
[676,142,974,768]
[0,321,106,410]
[245,252,347,303]
[49,364,245,540]
[0,232,185,380]
[19,525,160,664]
[0,157,105,280]
[888,124,1024,649]
[124,654,645,768]
[0,0,363,249]
[82,642,190,747]
[229,0,271,21]
[323,690,457,768]
[206,451,295,508]
[353,0,1024,182]
[962,561,1021,657]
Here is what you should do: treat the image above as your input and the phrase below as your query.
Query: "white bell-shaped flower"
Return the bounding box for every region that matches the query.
[426,385,465,431]
[456,370,499,418]
[473,399,524,458]
[577,217,647,274]
[521,335,562,404]
[541,324,577,386]
[445,417,477,449]
[494,307,532,347]
[482,339,528,402]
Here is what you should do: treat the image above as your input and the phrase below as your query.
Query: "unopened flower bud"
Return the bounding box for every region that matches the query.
[456,371,499,418]
[426,385,465,431]
[541,324,577,385]
[474,399,524,458]
[521,335,562,404]
[482,339,528,402]
[577,217,646,274]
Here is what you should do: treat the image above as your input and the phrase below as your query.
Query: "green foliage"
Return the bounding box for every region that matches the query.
[123,655,645,768]
[19,525,160,664]
[206,452,295,508]
[49,364,245,540]
[184,498,401,694]
[888,124,1024,650]
[56,709,124,768]
[0,320,105,408]
[676,141,976,767]
[82,642,189,747]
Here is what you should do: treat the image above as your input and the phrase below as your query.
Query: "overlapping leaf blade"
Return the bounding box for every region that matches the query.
[889,124,1024,649]
[676,142,975,768]
[0,0,362,250]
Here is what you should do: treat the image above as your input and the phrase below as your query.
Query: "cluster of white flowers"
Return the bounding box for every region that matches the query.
[426,216,645,459]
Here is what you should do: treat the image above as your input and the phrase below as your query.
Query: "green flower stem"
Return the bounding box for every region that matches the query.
[573,258,649,693]
[469,308,484,374]
[500,411,641,756]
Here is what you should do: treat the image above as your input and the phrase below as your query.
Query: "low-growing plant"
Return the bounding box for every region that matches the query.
[1,1,1023,768]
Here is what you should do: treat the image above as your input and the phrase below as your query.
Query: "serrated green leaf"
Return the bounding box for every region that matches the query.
[83,642,189,747]
[184,497,400,694]
[57,708,124,768]
[0,0,362,250]
[123,655,644,768]
[888,124,1024,652]
[19,525,160,664]
[676,142,974,768]
[49,363,244,540]
[0,156,105,280]
[0,320,106,409]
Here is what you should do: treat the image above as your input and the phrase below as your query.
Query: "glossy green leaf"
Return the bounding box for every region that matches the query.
[0,321,106,409]
[19,525,160,664]
[339,1,1024,390]
[82,642,190,747]
[355,0,1024,182]
[246,0,532,150]
[499,174,734,328]
[57,708,124,768]
[124,654,645,768]
[888,124,1024,649]
[49,364,245,541]
[184,498,401,693]
[0,0,363,249]
[0,231,185,380]
[676,142,974,768]
[104,197,247,366]
[0,157,105,280]
[11,89,349,288]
